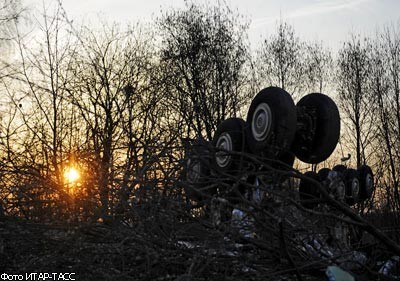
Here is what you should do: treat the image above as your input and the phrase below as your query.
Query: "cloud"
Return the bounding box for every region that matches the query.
[251,0,372,29]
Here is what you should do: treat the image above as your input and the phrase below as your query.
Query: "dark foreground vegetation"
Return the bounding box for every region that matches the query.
[1,173,400,280]
[1,0,400,280]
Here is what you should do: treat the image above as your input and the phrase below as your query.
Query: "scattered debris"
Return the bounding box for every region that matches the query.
[326,266,355,281]
[379,256,400,279]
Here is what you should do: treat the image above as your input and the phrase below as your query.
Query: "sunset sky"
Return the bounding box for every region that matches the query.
[25,0,400,50]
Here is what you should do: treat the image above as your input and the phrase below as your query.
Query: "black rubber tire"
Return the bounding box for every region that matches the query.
[333,164,347,176]
[299,171,321,209]
[318,168,331,181]
[344,168,361,206]
[358,165,374,200]
[246,87,297,158]
[293,93,340,164]
[184,140,216,201]
[212,118,247,174]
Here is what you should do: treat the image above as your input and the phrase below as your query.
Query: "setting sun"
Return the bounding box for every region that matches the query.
[64,167,80,183]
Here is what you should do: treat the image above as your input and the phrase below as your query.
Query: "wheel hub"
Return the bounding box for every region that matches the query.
[252,103,272,142]
[351,178,360,199]
[187,159,201,182]
[365,173,374,194]
[334,180,346,202]
[216,133,233,168]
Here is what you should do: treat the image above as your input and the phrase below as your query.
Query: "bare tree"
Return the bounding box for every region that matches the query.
[256,21,305,98]
[0,5,81,219]
[303,41,333,93]
[337,35,373,168]
[158,1,251,141]
[369,25,400,211]
[63,20,171,220]
[0,0,25,45]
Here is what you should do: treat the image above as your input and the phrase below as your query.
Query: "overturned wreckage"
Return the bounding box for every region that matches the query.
[183,86,374,208]
[182,87,377,278]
